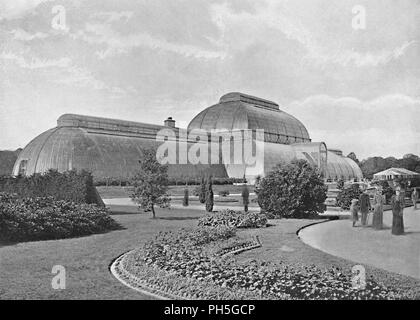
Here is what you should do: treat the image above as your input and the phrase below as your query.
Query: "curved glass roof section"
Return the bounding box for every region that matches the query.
[188,92,311,144]
[326,151,363,180]
[12,125,228,180]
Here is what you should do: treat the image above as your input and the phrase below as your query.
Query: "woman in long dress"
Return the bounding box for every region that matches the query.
[350,199,359,227]
[391,188,405,235]
[359,191,371,226]
[411,188,418,210]
[372,188,384,230]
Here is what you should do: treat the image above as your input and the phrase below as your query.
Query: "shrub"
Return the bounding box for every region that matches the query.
[337,179,345,190]
[198,209,267,228]
[218,190,230,197]
[205,179,214,212]
[0,170,103,206]
[256,160,327,218]
[0,193,119,242]
[199,177,206,204]
[183,188,189,207]
[241,184,250,212]
[337,184,363,210]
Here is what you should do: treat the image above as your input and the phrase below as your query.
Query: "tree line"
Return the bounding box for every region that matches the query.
[347,152,420,179]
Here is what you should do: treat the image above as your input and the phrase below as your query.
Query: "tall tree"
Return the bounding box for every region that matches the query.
[347,152,360,165]
[131,147,170,218]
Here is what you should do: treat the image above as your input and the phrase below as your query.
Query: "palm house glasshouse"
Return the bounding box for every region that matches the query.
[13,92,363,182]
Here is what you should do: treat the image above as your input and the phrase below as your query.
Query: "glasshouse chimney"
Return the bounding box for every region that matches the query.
[164,117,176,128]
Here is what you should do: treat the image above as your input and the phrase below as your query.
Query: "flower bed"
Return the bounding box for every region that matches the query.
[198,209,267,228]
[114,226,407,300]
[0,193,119,242]
[113,249,270,300]
[216,237,261,257]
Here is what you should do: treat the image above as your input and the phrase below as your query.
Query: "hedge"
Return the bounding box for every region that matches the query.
[0,193,119,242]
[0,170,103,206]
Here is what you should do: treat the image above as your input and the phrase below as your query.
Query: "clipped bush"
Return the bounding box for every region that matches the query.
[0,170,103,206]
[199,177,206,204]
[183,188,189,207]
[198,209,267,229]
[256,160,327,218]
[241,184,250,212]
[337,183,363,210]
[0,193,119,242]
[205,179,214,212]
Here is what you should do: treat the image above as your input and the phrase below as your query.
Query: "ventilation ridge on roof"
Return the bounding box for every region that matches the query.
[219,92,279,110]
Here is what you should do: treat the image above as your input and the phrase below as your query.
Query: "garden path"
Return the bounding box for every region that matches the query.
[299,206,420,279]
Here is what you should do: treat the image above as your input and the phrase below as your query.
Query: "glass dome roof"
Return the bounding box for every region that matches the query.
[188,92,311,144]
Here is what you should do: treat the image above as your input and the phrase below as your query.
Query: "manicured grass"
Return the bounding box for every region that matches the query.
[96,186,133,199]
[0,208,205,300]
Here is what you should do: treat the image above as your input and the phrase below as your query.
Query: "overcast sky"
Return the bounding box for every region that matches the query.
[1,0,419,160]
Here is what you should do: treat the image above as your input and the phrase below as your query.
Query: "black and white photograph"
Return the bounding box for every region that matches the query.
[0,0,419,308]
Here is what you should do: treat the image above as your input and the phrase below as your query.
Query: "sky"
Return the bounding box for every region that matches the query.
[0,0,419,160]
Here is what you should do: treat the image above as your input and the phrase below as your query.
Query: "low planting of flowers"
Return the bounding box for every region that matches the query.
[118,250,271,300]
[120,226,407,300]
[198,209,267,228]
[0,192,120,242]
[215,237,261,257]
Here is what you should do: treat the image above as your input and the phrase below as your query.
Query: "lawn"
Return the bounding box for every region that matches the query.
[0,208,205,300]
[0,207,418,299]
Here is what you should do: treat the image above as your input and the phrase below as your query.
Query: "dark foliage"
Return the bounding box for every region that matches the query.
[337,179,345,190]
[199,176,207,204]
[0,170,103,206]
[241,184,250,212]
[205,179,214,212]
[0,193,119,242]
[0,149,21,176]
[131,147,170,218]
[198,209,267,228]
[183,188,189,207]
[336,184,363,210]
[371,180,394,204]
[256,160,327,218]
[360,154,420,179]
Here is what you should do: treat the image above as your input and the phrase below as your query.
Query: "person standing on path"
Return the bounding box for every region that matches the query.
[411,188,418,210]
[350,198,359,227]
[359,190,371,226]
[241,183,250,213]
[391,187,405,235]
[372,188,384,230]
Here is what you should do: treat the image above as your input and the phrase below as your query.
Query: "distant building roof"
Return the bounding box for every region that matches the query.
[373,167,420,177]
